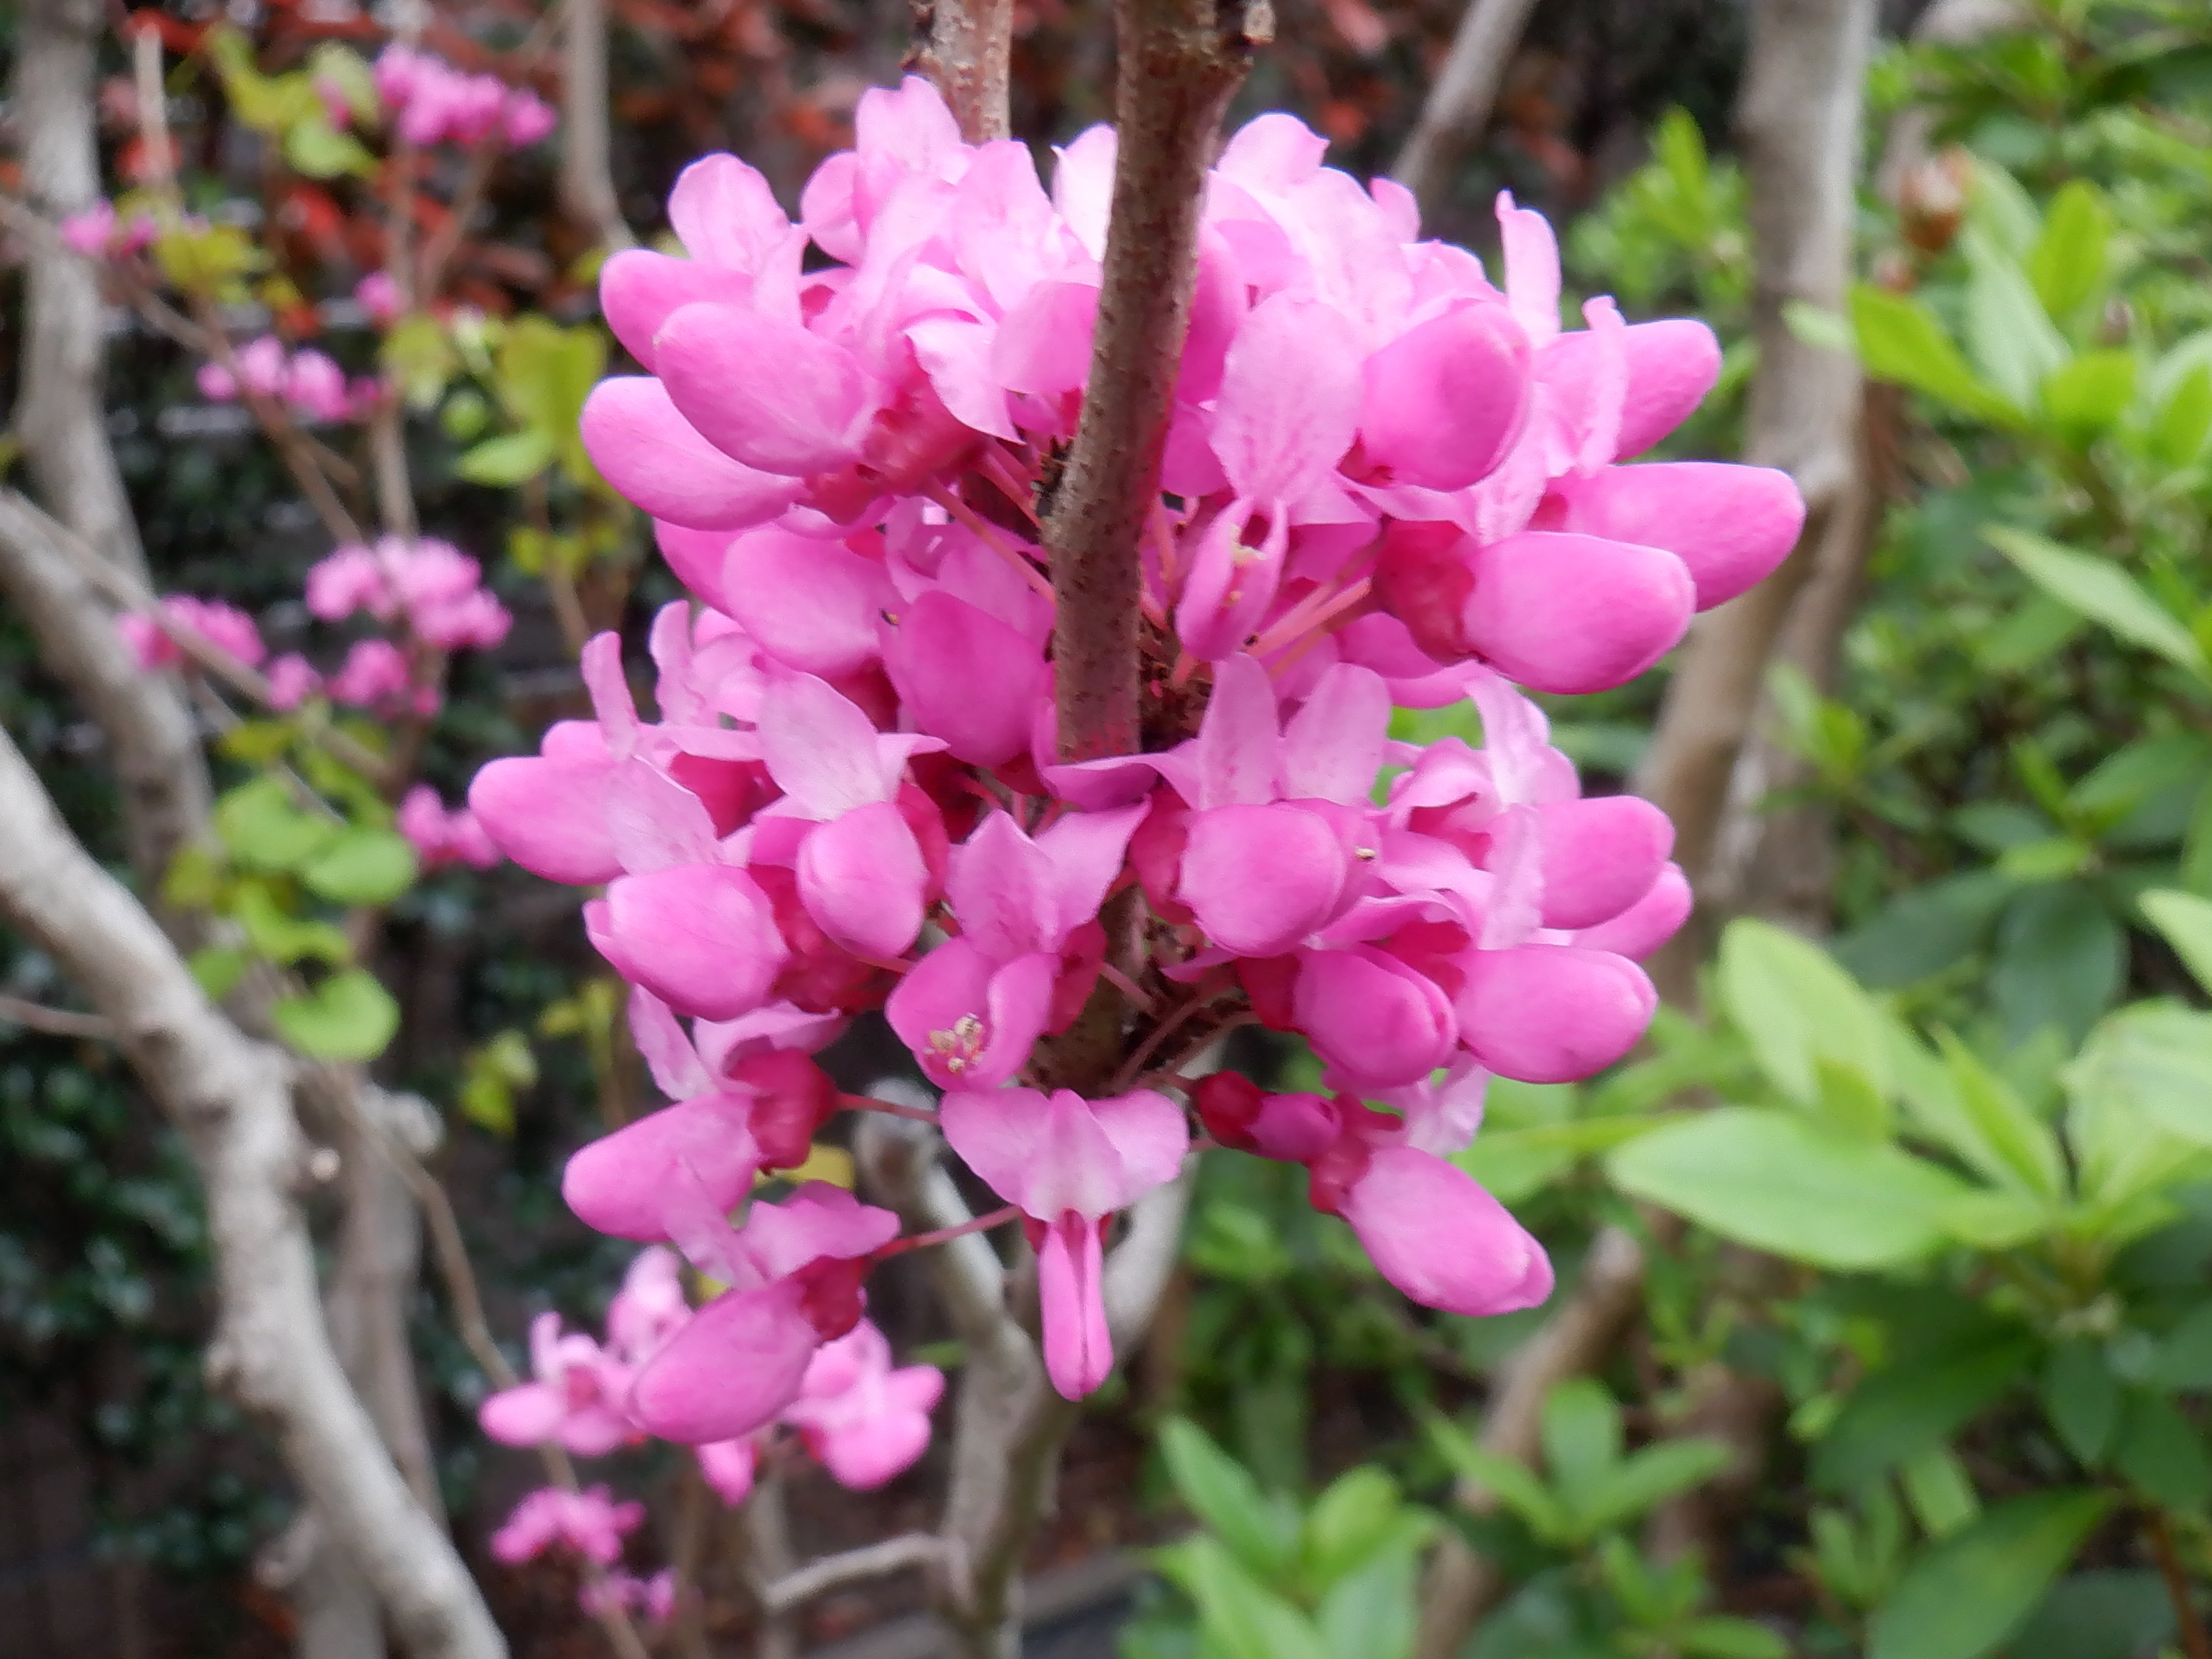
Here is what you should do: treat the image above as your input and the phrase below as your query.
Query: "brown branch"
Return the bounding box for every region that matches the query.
[558,0,636,250]
[2148,1507,2212,1659]
[1042,0,1270,765]
[0,727,506,1659]
[1389,0,1541,223]
[1412,1225,1654,1659]
[0,992,115,1037]
[915,0,1015,143]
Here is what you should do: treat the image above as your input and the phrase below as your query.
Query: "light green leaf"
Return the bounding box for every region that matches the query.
[2042,351,2135,441]
[1425,1414,1570,1544]
[1155,1536,1327,1659]
[216,775,339,871]
[1299,1467,1400,1590]
[2024,180,2111,318]
[189,945,250,1000]
[298,826,418,908]
[1962,228,2069,408]
[283,119,376,179]
[1159,1419,1299,1582]
[1676,1616,1789,1659]
[1576,1439,1732,1537]
[1718,918,1893,1116]
[457,429,557,486]
[2138,889,2212,997]
[1932,1031,2065,1199]
[2149,362,2212,471]
[2065,1003,2212,1148]
[1450,1118,1661,1204]
[1867,1490,2110,1659]
[231,883,352,967]
[1605,1107,1970,1270]
[1897,1446,1981,1539]
[271,969,400,1062]
[1315,1546,1417,1659]
[1987,527,2209,680]
[1848,284,2017,422]
[1539,1380,1623,1515]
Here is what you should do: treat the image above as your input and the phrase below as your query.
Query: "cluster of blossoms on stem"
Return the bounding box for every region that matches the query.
[479,1245,943,1605]
[56,198,158,258]
[195,334,382,424]
[468,78,1802,1434]
[369,43,557,150]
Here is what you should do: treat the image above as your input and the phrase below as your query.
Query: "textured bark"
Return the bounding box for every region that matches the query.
[558,0,636,250]
[0,730,507,1659]
[13,0,151,586]
[1389,0,1541,222]
[1411,1227,1655,1659]
[915,0,1017,142]
[1630,0,1872,1003]
[1044,0,1269,765]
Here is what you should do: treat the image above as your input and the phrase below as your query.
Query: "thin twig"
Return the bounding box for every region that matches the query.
[762,1534,947,1614]
[2148,1508,2212,1659]
[0,992,115,1038]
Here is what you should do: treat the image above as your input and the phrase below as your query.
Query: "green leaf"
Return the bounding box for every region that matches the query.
[2024,180,2111,318]
[1962,227,2069,408]
[2042,351,2135,440]
[2040,1341,2120,1465]
[1990,882,2124,1052]
[189,945,250,1000]
[1425,1414,1570,1545]
[231,883,351,967]
[298,827,418,908]
[2149,363,2212,471]
[1931,1031,2065,1199]
[1675,1617,1789,1659]
[458,1031,537,1137]
[270,969,400,1062]
[2139,889,2212,997]
[1315,1547,1417,1659]
[1718,919,1893,1115]
[1833,871,2015,989]
[2065,1003,2212,1148]
[2008,1571,2177,1659]
[1450,1118,1660,1204]
[1987,527,2210,680]
[1867,1490,2111,1659]
[215,776,338,871]
[1539,1381,1623,1514]
[1897,1446,1981,1539]
[2112,1392,2211,1509]
[1813,1333,2035,1490]
[282,118,376,179]
[1605,1108,1970,1270]
[1154,1536,1327,1659]
[1576,1439,1732,1537]
[1848,284,2017,421]
[2147,1300,2212,1390]
[1159,1419,1299,1582]
[383,312,457,409]
[457,429,557,486]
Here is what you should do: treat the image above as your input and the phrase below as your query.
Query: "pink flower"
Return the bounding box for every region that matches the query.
[477,1311,639,1457]
[284,349,355,423]
[306,545,390,621]
[695,1437,759,1505]
[57,201,116,256]
[940,1087,1188,1398]
[489,1485,643,1567]
[398,785,502,870]
[502,89,557,146]
[265,653,322,711]
[354,271,401,324]
[784,1319,944,1488]
[116,597,265,673]
[328,638,415,708]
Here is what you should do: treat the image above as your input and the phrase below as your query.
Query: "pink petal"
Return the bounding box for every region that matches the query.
[654,521,736,608]
[946,811,1057,961]
[1192,653,1282,810]
[560,1404,637,1459]
[695,1437,759,1505]
[1463,531,1694,695]
[797,801,927,958]
[1338,1146,1553,1314]
[810,1411,934,1489]
[597,865,787,1020]
[885,941,1054,1089]
[1279,662,1390,805]
[1497,191,1561,347]
[1557,462,1805,610]
[724,527,894,678]
[1033,802,1148,941]
[606,759,720,875]
[994,280,1100,399]
[883,591,1043,766]
[1086,1088,1193,1207]
[1180,803,1349,958]
[629,1277,818,1442]
[1038,1216,1112,1399]
[667,152,790,270]
[757,672,918,818]
[582,377,800,531]
[1293,946,1456,1087]
[468,755,621,885]
[562,1095,766,1241]
[598,253,752,374]
[629,989,711,1101]
[657,304,874,477]
[479,1383,570,1447]
[1535,796,1675,932]
[1212,295,1363,502]
[740,1182,901,1280]
[1359,303,1531,491]
[1573,863,1692,961]
[1456,944,1656,1083]
[1544,319,1721,460]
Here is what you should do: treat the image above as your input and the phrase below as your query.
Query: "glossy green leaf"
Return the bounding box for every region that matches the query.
[298,827,418,908]
[1987,527,2209,680]
[270,969,400,1062]
[2113,1391,2211,1508]
[1989,882,2124,1051]
[1867,1490,2110,1659]
[2066,1003,2212,1148]
[1159,1418,1299,1582]
[2042,351,2136,438]
[1962,228,2069,407]
[1848,284,2018,421]
[1154,1535,1326,1659]
[1606,1108,1970,1269]
[1315,1546,1417,1659]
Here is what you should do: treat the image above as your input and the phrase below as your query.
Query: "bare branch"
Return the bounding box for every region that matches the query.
[1043,0,1270,765]
[558,0,636,250]
[1389,0,1541,222]
[762,1535,947,1613]
[0,728,506,1659]
[1412,1225,1652,1659]
[0,992,115,1037]
[915,0,1015,143]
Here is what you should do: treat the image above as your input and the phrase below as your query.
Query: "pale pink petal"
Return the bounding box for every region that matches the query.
[1338,1146,1553,1314]
[582,377,799,530]
[724,527,894,678]
[1211,295,1362,502]
[629,1277,819,1443]
[668,152,791,270]
[1497,191,1561,347]
[797,801,927,958]
[946,811,1057,961]
[1038,1216,1112,1399]
[1193,653,1282,810]
[885,942,1054,1089]
[562,1095,766,1241]
[479,1382,569,1447]
[628,988,712,1102]
[598,253,752,373]
[1279,662,1390,804]
[1033,803,1148,942]
[657,304,874,477]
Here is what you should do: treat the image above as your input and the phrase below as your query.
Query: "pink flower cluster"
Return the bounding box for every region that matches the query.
[469,80,1800,1431]
[307,537,513,651]
[399,785,499,869]
[490,1484,643,1566]
[117,597,265,672]
[581,1568,676,1624]
[197,334,380,424]
[373,45,557,150]
[477,1244,943,1500]
[57,199,158,258]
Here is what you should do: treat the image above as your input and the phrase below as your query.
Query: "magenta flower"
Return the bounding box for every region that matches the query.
[489,1486,643,1567]
[783,1319,945,1488]
[477,1311,639,1457]
[940,1087,1188,1398]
